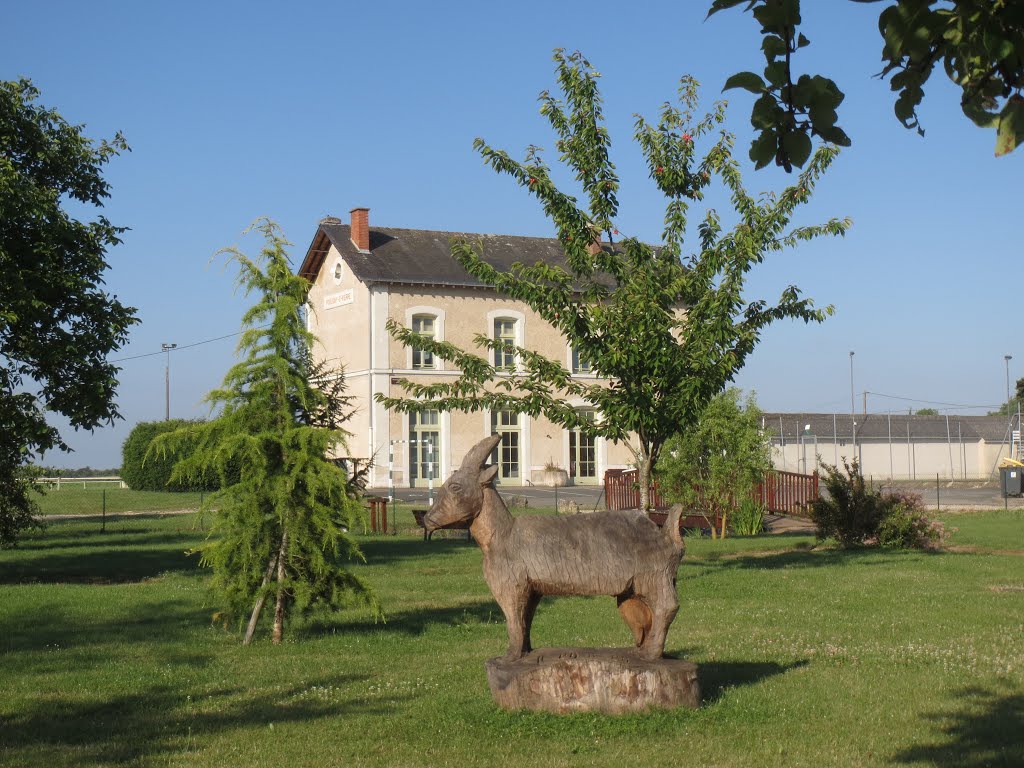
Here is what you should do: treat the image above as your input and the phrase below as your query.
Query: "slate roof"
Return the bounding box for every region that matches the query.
[299,220,584,288]
[762,413,1012,442]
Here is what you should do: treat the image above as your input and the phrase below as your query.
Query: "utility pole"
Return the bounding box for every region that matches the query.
[162,343,177,420]
[1005,354,1013,411]
[849,351,856,456]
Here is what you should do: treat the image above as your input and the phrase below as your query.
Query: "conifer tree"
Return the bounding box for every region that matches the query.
[154,219,378,644]
[381,51,848,511]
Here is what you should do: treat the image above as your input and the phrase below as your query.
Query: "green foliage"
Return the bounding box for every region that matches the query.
[0,78,137,547]
[121,420,221,491]
[380,51,847,511]
[152,219,378,643]
[657,389,773,524]
[914,407,939,416]
[877,491,946,550]
[810,459,886,546]
[990,376,1024,416]
[710,1,1024,166]
[0,464,44,546]
[812,461,945,549]
[730,497,767,536]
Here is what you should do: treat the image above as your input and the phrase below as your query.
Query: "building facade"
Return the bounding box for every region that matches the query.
[765,412,1017,481]
[298,208,637,488]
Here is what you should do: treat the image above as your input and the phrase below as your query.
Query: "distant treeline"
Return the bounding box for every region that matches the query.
[35,466,121,478]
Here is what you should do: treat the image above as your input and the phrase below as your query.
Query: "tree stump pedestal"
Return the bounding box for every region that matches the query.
[485,648,700,714]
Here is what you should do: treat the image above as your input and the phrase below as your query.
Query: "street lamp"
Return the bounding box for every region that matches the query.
[849,351,856,453]
[162,343,177,420]
[1004,354,1013,411]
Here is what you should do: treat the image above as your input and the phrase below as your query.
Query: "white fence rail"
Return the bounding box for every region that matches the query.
[40,476,127,490]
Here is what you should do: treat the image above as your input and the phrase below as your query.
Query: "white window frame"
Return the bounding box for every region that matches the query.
[569,344,593,375]
[404,306,445,372]
[486,308,525,373]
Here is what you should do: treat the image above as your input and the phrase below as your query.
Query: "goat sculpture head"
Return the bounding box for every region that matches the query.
[422,433,502,536]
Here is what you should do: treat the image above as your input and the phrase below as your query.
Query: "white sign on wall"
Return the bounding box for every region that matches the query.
[324,289,354,310]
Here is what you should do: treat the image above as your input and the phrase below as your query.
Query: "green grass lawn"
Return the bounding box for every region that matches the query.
[0,510,1021,767]
[32,486,205,517]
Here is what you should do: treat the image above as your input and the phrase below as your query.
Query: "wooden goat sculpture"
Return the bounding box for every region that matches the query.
[424,434,685,661]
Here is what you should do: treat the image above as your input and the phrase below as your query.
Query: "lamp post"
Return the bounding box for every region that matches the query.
[1004,354,1013,411]
[162,343,177,420]
[849,351,856,455]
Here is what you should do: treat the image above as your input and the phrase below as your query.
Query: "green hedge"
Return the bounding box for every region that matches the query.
[121,420,220,492]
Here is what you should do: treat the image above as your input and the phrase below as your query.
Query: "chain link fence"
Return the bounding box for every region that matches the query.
[33,479,205,519]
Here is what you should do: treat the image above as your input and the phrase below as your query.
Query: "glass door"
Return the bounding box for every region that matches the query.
[409,410,441,488]
[569,409,597,485]
[490,410,521,483]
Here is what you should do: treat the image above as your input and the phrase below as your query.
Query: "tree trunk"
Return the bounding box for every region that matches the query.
[272,530,289,645]
[638,454,652,512]
[243,550,280,646]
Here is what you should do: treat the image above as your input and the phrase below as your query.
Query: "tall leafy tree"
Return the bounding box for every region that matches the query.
[381,50,847,511]
[991,376,1024,416]
[153,220,378,644]
[0,79,137,547]
[710,1,1024,169]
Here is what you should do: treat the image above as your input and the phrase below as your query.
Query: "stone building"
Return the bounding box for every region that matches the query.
[298,207,637,488]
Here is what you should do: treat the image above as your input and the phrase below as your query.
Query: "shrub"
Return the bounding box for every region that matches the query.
[730,497,766,536]
[809,459,885,547]
[121,420,220,491]
[657,388,772,524]
[811,462,945,550]
[877,492,946,550]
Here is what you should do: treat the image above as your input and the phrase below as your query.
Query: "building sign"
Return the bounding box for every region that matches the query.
[324,289,354,310]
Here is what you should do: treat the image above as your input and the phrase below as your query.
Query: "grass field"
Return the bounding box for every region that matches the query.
[31,486,205,517]
[1,508,1021,767]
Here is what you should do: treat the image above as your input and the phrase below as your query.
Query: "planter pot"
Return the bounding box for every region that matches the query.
[538,468,569,487]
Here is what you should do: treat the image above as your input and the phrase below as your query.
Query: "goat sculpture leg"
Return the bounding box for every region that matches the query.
[636,581,679,661]
[494,585,535,660]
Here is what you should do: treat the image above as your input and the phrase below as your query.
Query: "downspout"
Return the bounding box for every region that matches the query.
[368,283,376,471]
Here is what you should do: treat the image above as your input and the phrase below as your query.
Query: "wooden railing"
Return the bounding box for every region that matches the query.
[604,469,665,511]
[755,469,818,516]
[604,468,818,515]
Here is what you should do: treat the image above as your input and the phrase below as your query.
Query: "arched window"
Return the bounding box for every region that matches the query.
[405,306,445,371]
[411,314,436,369]
[493,317,517,371]
[571,345,592,375]
[486,308,524,373]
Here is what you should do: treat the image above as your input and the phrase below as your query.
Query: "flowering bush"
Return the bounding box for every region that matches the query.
[877,492,947,551]
[810,462,945,550]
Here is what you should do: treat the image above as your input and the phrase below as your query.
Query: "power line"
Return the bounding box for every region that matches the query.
[867,391,1001,410]
[109,325,269,364]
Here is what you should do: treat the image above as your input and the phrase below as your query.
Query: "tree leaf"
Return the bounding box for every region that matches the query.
[781,128,812,169]
[995,96,1024,157]
[723,71,766,94]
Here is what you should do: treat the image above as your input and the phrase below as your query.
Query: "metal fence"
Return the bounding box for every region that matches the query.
[32,480,204,519]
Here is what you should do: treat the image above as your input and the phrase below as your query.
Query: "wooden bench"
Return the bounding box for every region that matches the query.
[646,508,723,536]
[411,509,473,542]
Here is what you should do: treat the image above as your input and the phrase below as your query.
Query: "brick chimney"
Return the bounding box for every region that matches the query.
[350,207,370,252]
[588,226,603,256]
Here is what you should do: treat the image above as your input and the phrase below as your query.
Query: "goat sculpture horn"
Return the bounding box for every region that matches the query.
[461,434,503,469]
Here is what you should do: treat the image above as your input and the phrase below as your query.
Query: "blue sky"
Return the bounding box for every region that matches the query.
[4,1,1020,469]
